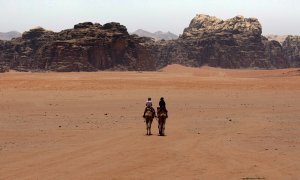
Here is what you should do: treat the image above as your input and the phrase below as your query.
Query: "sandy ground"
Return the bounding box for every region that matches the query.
[0,65,300,180]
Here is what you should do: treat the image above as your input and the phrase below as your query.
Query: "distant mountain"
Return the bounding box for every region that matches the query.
[266,35,288,44]
[132,29,178,41]
[0,31,22,40]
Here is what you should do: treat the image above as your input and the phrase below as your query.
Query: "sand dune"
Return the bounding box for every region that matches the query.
[0,65,300,179]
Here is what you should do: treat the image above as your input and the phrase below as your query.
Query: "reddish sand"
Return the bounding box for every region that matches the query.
[0,65,300,179]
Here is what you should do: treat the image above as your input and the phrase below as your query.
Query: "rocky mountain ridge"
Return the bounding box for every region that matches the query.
[0,14,300,72]
[0,22,155,72]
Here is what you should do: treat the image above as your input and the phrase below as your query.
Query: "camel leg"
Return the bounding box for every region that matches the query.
[163,119,166,135]
[159,119,162,136]
[147,119,151,135]
[147,121,149,135]
[148,119,151,135]
[158,119,160,135]
[146,119,149,135]
[149,121,151,135]
[158,122,161,135]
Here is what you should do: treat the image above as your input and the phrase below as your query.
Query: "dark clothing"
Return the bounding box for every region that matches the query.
[159,100,166,109]
[159,99,168,118]
[159,100,167,111]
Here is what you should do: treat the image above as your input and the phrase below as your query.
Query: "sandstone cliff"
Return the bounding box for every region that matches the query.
[283,36,300,67]
[151,14,288,69]
[1,15,299,72]
[0,22,155,72]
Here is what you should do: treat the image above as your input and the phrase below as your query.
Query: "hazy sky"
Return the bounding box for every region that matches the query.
[0,0,299,35]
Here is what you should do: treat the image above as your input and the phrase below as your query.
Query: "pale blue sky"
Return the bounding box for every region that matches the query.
[0,0,299,35]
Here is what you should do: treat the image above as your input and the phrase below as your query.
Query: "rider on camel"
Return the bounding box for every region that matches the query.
[158,97,168,118]
[143,97,155,118]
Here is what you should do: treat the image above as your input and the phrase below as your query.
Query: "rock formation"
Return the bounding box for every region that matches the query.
[283,36,300,67]
[150,14,288,69]
[0,22,155,72]
[1,14,299,72]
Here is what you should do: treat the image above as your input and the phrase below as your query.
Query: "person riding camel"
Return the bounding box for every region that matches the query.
[143,97,155,118]
[158,97,168,118]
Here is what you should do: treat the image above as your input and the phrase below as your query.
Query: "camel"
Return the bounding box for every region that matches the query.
[144,108,155,135]
[157,107,167,136]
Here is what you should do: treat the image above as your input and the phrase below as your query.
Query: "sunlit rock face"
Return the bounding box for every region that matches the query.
[150,14,288,69]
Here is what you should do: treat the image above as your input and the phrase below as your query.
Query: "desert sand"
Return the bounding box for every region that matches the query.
[0,65,300,180]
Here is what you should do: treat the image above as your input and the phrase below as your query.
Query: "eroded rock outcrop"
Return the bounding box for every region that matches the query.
[0,22,155,72]
[0,15,298,72]
[283,36,300,67]
[151,14,288,69]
